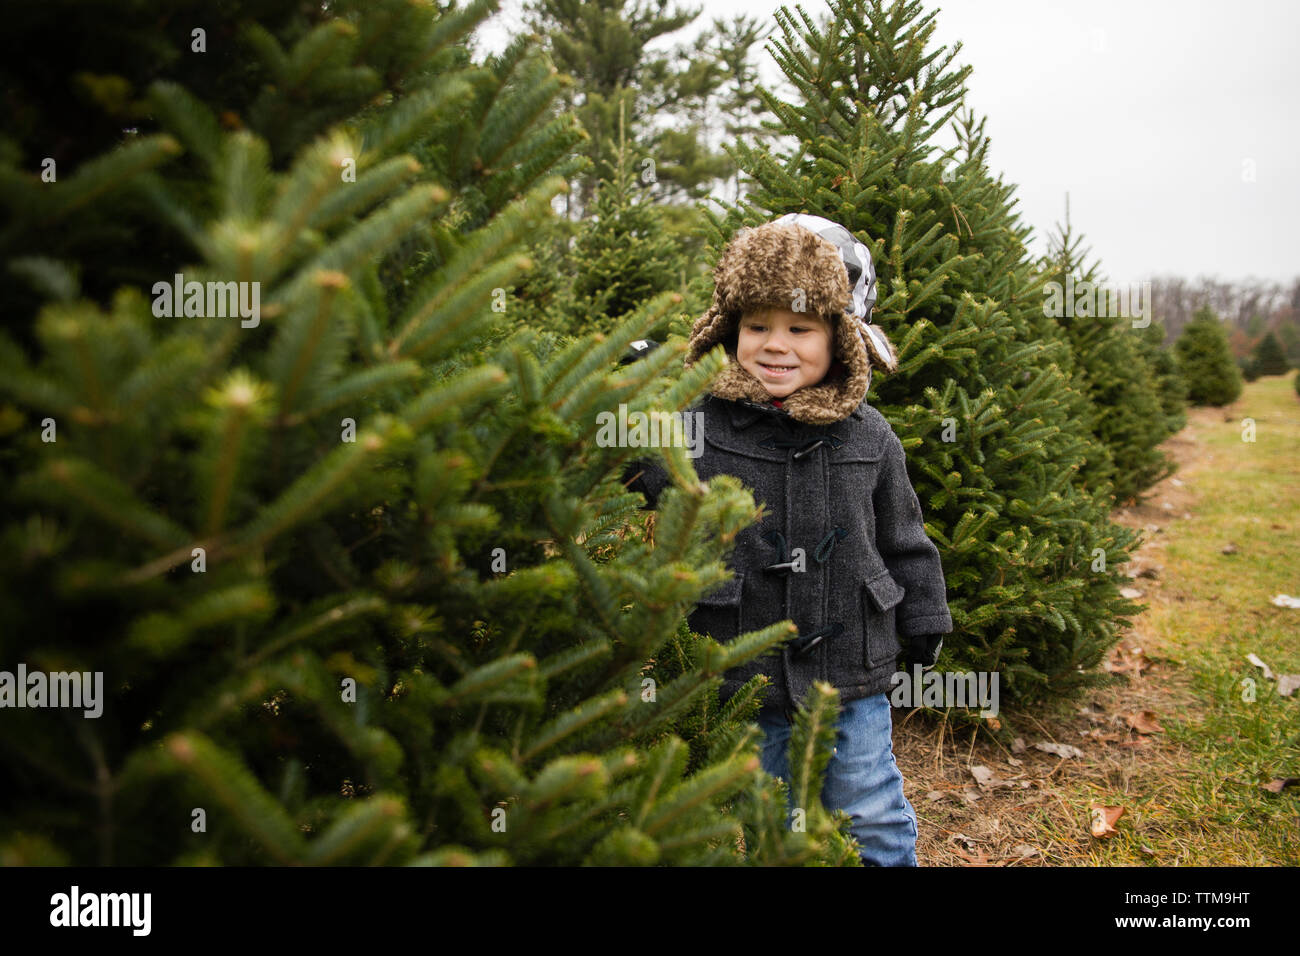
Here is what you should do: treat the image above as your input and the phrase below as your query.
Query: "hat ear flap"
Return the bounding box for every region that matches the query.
[861,323,899,374]
[685,303,735,368]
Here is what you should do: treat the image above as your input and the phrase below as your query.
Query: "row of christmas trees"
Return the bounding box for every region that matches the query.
[0,0,1230,865]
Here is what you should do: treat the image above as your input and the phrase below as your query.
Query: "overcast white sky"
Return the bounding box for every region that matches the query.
[473,0,1300,290]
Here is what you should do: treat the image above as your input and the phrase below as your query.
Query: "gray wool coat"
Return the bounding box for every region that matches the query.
[624,392,954,719]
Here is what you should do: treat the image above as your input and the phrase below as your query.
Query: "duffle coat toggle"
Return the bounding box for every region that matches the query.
[752,425,856,662]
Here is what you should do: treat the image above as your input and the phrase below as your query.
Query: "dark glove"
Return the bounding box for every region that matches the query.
[903,633,944,671]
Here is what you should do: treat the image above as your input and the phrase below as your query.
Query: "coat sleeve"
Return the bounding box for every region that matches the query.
[872,429,953,639]
[621,455,670,511]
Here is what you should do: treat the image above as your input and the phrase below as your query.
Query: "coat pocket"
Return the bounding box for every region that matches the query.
[688,571,745,643]
[861,569,905,669]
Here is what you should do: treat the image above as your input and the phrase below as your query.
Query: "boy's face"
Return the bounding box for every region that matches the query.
[736,307,833,398]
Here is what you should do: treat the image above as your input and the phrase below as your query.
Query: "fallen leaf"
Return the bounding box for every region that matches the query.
[1034,741,1085,759]
[952,846,992,865]
[1276,675,1300,697]
[969,765,996,787]
[1007,756,1023,767]
[1105,645,1153,676]
[1139,844,1156,856]
[925,790,948,802]
[1271,594,1300,608]
[969,765,1018,790]
[1081,729,1125,743]
[1221,542,1238,554]
[1125,710,1164,734]
[1090,805,1125,838]
[1011,844,1040,860]
[1011,737,1026,754]
[1247,653,1275,680]
[1120,587,1144,599]
[1262,778,1299,793]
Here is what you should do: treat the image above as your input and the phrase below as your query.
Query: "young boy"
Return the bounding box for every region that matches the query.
[623,213,953,867]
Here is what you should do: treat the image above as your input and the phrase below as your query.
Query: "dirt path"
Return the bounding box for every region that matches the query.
[897,393,1298,866]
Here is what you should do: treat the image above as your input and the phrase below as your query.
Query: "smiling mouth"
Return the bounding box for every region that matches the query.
[759,362,796,374]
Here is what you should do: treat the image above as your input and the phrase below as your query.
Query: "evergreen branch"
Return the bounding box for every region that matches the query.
[535,638,613,683]
[290,360,422,424]
[131,173,212,259]
[16,456,191,550]
[228,416,404,553]
[268,272,348,419]
[239,22,290,83]
[284,19,360,90]
[241,594,386,670]
[7,256,79,301]
[524,753,610,808]
[640,752,759,838]
[115,335,208,418]
[215,131,273,224]
[126,582,275,660]
[361,80,474,160]
[273,183,449,309]
[159,731,307,865]
[520,688,628,764]
[198,370,272,536]
[304,795,410,865]
[479,55,565,169]
[628,737,688,830]
[389,181,563,357]
[147,81,224,171]
[442,653,539,708]
[786,682,840,820]
[400,364,509,432]
[47,135,182,221]
[0,335,80,414]
[707,620,797,673]
[307,155,424,231]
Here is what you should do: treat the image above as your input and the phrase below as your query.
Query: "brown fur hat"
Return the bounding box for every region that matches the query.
[684,220,898,425]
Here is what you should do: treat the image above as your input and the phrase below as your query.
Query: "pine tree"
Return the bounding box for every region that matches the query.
[1038,210,1175,505]
[567,101,687,336]
[522,0,740,215]
[1248,330,1290,377]
[1132,318,1188,442]
[1174,306,1243,406]
[694,0,1144,713]
[0,0,860,865]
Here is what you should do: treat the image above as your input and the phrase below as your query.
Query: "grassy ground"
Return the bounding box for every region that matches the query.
[897,369,1300,866]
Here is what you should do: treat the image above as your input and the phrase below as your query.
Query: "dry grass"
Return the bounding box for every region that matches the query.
[895,370,1300,867]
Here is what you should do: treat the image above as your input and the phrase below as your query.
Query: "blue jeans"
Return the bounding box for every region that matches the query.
[757,692,919,866]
